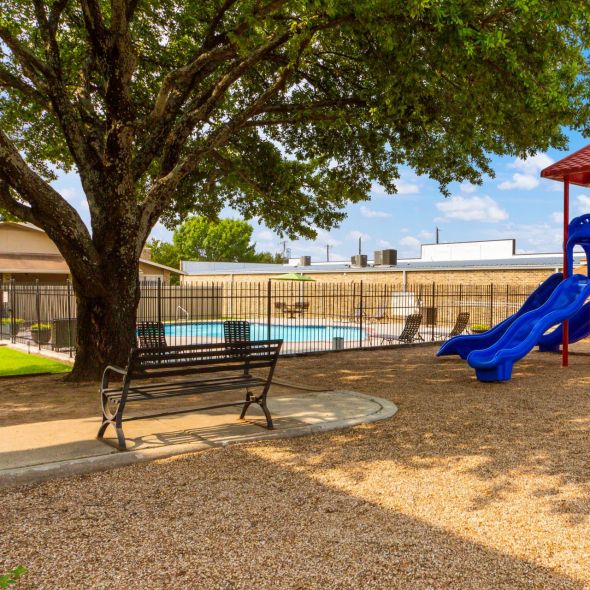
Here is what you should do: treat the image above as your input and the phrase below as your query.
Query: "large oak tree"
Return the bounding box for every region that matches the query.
[0,0,588,379]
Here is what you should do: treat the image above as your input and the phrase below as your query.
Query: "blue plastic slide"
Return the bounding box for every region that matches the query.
[537,301,590,352]
[437,272,563,360]
[467,274,590,381]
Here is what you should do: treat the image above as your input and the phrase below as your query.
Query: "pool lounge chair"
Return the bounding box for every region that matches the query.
[368,313,424,345]
[137,321,168,348]
[447,312,470,338]
[223,320,251,343]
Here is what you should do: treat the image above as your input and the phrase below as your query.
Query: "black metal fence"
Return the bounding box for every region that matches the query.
[0,279,538,356]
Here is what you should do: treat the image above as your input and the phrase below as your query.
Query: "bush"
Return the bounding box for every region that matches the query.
[30,323,52,331]
[0,318,24,325]
[0,565,27,588]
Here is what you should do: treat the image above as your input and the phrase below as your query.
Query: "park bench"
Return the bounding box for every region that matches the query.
[98,339,283,450]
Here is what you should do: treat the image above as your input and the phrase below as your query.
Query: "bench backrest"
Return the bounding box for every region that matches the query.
[127,339,283,379]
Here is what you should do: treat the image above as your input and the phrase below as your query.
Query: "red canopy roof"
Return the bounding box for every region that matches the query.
[541,144,590,187]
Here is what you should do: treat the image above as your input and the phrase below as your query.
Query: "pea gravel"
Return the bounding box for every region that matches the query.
[2,345,590,589]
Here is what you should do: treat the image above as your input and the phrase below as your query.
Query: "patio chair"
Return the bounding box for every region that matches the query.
[137,321,168,348]
[447,312,470,338]
[368,313,424,345]
[293,301,309,314]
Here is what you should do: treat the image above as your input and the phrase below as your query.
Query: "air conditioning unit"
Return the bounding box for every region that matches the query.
[374,250,383,266]
[381,249,397,266]
[351,255,368,267]
[299,256,312,266]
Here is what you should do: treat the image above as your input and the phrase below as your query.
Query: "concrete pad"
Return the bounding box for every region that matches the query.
[0,390,397,488]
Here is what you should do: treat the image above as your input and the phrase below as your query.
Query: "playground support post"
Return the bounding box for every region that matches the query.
[563,176,570,367]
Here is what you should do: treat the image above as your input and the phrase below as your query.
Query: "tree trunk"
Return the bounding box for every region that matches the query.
[68,260,141,381]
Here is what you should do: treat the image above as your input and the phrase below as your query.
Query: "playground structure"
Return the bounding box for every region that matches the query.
[438,145,590,381]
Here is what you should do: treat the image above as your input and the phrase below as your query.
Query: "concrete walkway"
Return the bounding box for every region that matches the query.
[0,390,397,488]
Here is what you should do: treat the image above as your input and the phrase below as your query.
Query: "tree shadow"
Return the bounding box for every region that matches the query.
[1,445,586,589]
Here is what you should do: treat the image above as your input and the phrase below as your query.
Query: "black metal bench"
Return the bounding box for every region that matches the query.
[98,339,283,450]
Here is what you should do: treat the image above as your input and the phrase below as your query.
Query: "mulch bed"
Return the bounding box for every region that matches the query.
[1,344,590,589]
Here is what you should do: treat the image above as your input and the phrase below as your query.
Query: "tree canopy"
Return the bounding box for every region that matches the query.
[148,217,283,268]
[1,0,589,378]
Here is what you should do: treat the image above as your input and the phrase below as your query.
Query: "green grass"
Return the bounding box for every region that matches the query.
[0,347,72,377]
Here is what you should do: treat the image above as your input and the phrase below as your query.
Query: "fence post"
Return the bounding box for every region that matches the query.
[35,279,41,351]
[489,283,494,327]
[267,279,272,341]
[359,281,364,348]
[9,279,16,344]
[157,277,162,328]
[66,279,73,357]
[431,281,436,341]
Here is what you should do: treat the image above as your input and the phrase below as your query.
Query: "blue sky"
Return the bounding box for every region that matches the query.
[51,128,590,261]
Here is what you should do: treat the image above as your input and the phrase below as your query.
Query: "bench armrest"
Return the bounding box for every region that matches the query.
[101,364,128,390]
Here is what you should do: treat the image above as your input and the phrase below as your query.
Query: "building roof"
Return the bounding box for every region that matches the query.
[541,144,590,187]
[0,253,70,274]
[181,253,582,276]
[0,221,184,275]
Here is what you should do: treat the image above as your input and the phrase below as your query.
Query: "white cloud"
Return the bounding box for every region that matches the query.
[498,153,554,191]
[498,173,540,191]
[551,211,564,224]
[399,236,420,248]
[460,182,477,194]
[436,195,508,223]
[360,205,391,218]
[377,239,393,248]
[576,194,590,214]
[254,229,275,241]
[60,187,79,202]
[396,179,420,195]
[348,230,370,242]
[511,153,554,175]
[418,230,434,240]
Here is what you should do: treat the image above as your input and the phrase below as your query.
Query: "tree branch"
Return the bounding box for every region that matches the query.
[0,130,100,282]
[0,66,49,104]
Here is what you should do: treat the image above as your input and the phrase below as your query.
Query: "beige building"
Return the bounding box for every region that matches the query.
[0,222,183,284]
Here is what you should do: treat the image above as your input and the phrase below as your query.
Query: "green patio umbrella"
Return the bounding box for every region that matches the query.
[271,272,315,281]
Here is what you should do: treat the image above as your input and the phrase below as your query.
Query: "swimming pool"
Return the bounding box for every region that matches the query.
[164,321,365,343]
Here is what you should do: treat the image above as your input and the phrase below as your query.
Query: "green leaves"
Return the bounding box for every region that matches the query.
[0,565,27,589]
[171,216,279,263]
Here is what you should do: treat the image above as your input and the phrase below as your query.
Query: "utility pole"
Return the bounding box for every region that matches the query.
[326,244,331,262]
[281,240,288,261]
[435,227,440,244]
[358,237,362,256]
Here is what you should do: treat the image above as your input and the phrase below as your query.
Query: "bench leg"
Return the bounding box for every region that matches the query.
[259,398,274,430]
[96,418,127,451]
[239,391,253,420]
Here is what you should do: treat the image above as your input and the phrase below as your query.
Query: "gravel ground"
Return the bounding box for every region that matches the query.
[2,344,590,589]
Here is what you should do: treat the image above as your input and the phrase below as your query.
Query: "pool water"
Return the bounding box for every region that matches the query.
[164,321,365,343]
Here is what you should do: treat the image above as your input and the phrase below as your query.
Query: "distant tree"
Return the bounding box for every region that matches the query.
[146,238,180,270]
[173,217,281,263]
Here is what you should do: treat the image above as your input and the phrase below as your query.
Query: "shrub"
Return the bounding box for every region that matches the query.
[0,318,24,325]
[30,323,52,331]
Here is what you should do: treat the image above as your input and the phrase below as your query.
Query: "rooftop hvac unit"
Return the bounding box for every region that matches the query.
[381,249,397,266]
[351,254,368,267]
[373,249,397,266]
[299,256,312,266]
